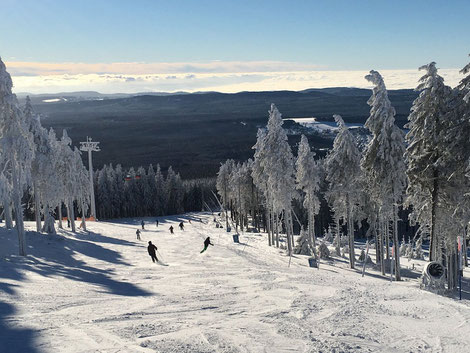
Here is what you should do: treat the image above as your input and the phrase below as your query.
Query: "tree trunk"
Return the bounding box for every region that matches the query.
[275,213,280,248]
[346,194,355,269]
[81,202,87,232]
[378,219,385,275]
[384,218,390,262]
[58,205,63,229]
[309,206,316,248]
[4,197,13,229]
[33,181,42,232]
[266,210,272,246]
[464,225,468,267]
[429,169,439,261]
[393,204,401,281]
[335,217,341,256]
[285,210,293,256]
[12,166,26,256]
[67,200,76,232]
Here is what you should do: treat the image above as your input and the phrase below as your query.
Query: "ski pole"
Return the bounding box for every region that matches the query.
[156,250,165,263]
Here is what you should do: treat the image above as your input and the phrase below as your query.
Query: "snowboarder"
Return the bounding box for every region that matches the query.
[155,219,159,227]
[136,229,141,240]
[169,225,174,234]
[179,222,184,231]
[141,220,145,230]
[147,241,159,263]
[200,237,214,253]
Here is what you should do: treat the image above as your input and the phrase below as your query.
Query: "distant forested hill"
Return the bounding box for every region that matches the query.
[28,88,418,178]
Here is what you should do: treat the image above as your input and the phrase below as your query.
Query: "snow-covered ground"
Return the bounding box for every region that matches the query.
[287,117,363,134]
[1,213,470,353]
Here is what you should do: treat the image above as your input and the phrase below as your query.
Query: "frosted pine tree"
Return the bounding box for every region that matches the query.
[154,164,166,216]
[261,104,297,255]
[325,115,363,268]
[252,128,275,245]
[217,159,235,228]
[296,135,320,248]
[294,227,313,255]
[361,70,407,280]
[0,58,35,255]
[404,62,452,262]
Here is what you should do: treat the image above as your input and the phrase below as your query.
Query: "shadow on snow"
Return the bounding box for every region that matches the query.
[0,226,152,352]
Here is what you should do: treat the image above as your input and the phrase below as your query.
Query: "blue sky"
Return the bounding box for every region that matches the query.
[0,0,468,93]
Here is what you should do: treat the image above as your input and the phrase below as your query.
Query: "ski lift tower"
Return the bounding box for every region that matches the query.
[80,137,100,219]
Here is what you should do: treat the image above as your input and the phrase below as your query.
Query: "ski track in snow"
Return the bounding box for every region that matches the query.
[1,212,470,353]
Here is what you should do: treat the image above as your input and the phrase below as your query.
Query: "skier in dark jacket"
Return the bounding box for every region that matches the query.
[147,241,158,263]
[179,222,184,231]
[141,220,145,230]
[156,219,159,227]
[136,229,141,240]
[169,225,174,234]
[200,237,214,253]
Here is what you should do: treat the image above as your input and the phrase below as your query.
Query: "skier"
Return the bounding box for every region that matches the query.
[155,219,159,227]
[200,237,214,253]
[136,229,141,240]
[188,219,191,224]
[147,241,159,263]
[169,225,174,234]
[141,220,145,230]
[179,222,184,231]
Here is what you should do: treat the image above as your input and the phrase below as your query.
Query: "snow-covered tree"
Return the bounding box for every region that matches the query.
[361,70,407,280]
[326,114,363,268]
[165,166,184,215]
[217,159,235,228]
[294,227,313,255]
[404,62,452,263]
[258,104,297,255]
[318,241,330,259]
[0,58,35,255]
[296,135,321,248]
[252,128,275,245]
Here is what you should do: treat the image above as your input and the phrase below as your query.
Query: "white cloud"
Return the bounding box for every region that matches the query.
[5,60,463,94]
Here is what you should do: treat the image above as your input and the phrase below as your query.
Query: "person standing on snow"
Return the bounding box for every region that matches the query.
[147,241,159,263]
[169,225,174,234]
[156,219,159,227]
[179,222,184,231]
[200,237,214,253]
[136,229,141,240]
[141,220,145,230]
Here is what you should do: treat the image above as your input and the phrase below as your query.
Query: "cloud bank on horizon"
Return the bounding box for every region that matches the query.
[5,60,463,94]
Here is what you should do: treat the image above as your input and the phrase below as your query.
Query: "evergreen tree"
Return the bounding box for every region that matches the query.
[404,62,452,262]
[0,58,35,255]
[261,104,297,255]
[326,115,363,268]
[361,70,407,280]
[296,135,320,248]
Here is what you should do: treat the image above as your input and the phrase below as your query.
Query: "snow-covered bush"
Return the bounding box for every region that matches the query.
[294,228,313,255]
[318,242,330,259]
[324,228,333,243]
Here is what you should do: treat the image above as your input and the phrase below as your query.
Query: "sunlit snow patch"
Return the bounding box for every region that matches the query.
[288,117,363,133]
[42,98,67,103]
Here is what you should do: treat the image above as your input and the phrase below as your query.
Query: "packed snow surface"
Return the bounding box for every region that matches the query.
[1,212,470,353]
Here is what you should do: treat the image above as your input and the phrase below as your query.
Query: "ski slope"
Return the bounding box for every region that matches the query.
[1,212,470,353]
